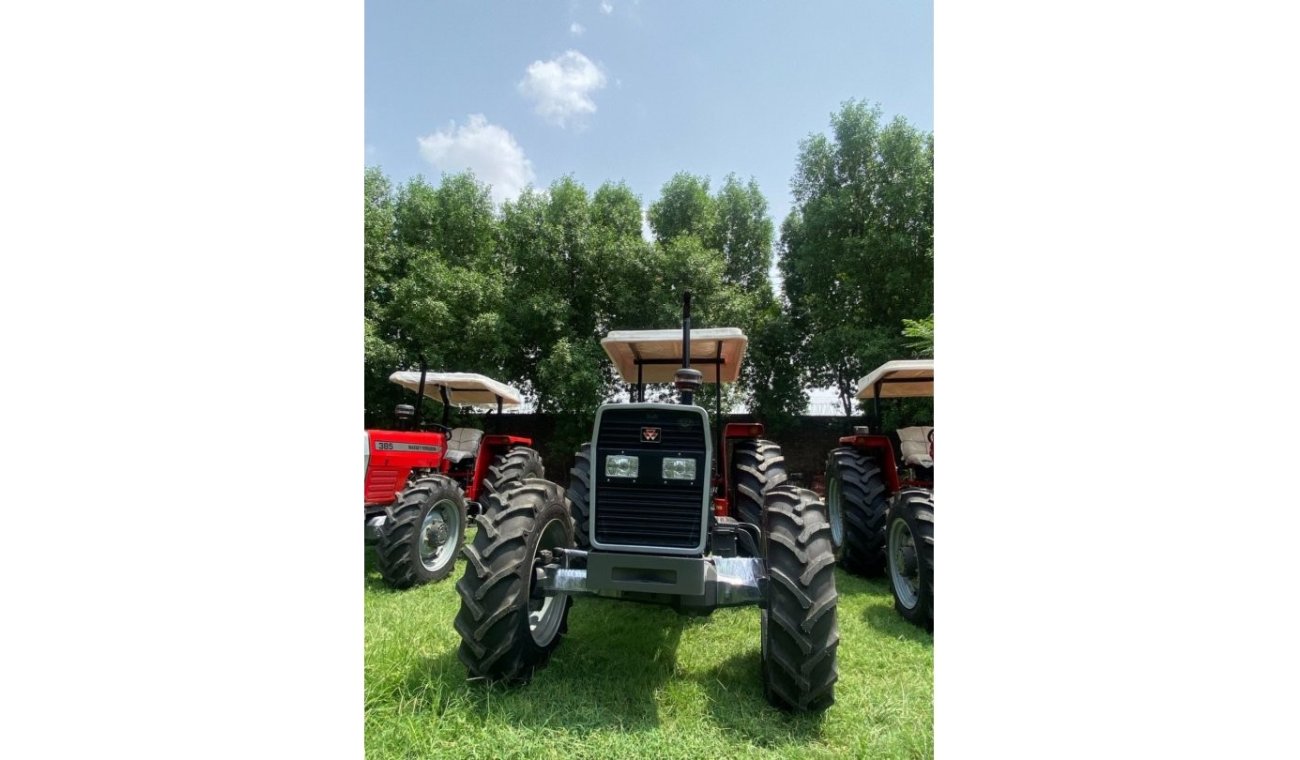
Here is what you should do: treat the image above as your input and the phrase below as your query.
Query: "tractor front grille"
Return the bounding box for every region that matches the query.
[592,405,709,552]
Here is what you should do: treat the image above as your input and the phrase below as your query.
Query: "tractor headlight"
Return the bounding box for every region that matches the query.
[606,455,639,478]
[661,457,696,481]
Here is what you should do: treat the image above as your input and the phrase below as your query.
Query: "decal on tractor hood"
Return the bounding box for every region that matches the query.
[373,441,442,453]
[640,427,661,443]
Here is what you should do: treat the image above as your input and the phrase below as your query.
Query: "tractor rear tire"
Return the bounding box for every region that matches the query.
[732,439,788,528]
[566,443,592,549]
[760,485,839,712]
[376,474,467,588]
[826,447,890,577]
[887,489,934,629]
[483,446,545,499]
[455,479,574,684]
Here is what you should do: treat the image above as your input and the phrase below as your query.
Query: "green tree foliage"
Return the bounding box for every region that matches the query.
[364,168,403,423]
[364,170,508,427]
[902,313,935,357]
[711,174,775,291]
[648,172,716,243]
[780,100,934,415]
[744,306,807,434]
[364,167,397,321]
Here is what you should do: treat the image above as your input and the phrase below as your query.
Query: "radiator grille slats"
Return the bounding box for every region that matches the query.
[365,469,400,504]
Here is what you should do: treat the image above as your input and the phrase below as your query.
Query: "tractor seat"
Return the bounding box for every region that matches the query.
[444,428,484,465]
[896,426,934,468]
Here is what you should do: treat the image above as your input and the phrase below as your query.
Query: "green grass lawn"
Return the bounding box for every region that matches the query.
[365,535,933,759]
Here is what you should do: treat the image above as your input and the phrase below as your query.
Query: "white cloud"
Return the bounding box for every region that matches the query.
[517,50,607,128]
[416,114,535,205]
[600,1,613,14]
[570,22,585,36]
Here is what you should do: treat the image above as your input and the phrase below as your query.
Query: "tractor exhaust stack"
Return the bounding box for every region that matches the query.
[674,290,702,405]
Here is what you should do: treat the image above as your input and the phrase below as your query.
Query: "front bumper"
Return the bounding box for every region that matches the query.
[364,507,387,544]
[539,549,766,612]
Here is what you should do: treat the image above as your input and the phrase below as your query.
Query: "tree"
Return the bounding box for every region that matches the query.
[364,168,402,424]
[743,302,807,433]
[364,167,396,320]
[780,100,934,415]
[711,174,774,292]
[364,170,508,427]
[648,172,716,243]
[901,313,934,357]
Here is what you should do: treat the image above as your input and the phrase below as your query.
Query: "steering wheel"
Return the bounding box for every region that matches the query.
[420,422,452,436]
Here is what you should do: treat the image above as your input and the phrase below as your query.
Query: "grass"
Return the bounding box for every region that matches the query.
[365,533,933,759]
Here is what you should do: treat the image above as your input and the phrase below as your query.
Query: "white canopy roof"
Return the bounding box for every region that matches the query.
[389,371,523,408]
[854,359,935,399]
[601,327,748,384]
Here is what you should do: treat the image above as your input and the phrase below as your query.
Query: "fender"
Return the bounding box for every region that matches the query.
[714,422,767,519]
[836,434,902,493]
[465,434,535,502]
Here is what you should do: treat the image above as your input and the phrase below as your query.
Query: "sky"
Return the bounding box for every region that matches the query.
[366,0,932,236]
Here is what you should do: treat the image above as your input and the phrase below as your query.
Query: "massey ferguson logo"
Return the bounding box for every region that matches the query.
[641,426,661,443]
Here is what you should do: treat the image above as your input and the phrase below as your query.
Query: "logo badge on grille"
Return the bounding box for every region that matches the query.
[641,426,661,443]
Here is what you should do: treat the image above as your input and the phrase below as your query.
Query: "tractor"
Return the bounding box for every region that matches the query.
[364,369,543,588]
[824,359,933,628]
[453,293,839,712]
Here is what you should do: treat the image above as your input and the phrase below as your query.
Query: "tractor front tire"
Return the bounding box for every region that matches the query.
[826,447,890,576]
[732,439,788,528]
[455,479,574,684]
[375,475,467,588]
[887,489,934,629]
[566,443,592,549]
[760,485,839,712]
[483,446,545,500]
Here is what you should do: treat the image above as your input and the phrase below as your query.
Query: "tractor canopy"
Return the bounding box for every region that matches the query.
[601,327,748,384]
[389,371,523,409]
[854,359,934,400]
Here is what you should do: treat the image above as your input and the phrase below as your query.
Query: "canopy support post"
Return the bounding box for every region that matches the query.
[413,357,428,430]
[872,381,883,434]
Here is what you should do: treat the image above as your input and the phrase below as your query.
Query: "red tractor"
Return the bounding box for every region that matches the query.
[364,369,543,588]
[824,359,933,628]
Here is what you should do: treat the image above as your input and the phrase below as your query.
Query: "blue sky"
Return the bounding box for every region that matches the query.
[365,0,933,240]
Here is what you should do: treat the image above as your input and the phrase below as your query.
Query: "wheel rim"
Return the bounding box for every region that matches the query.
[826,476,844,547]
[418,498,461,573]
[527,517,569,646]
[888,516,920,610]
